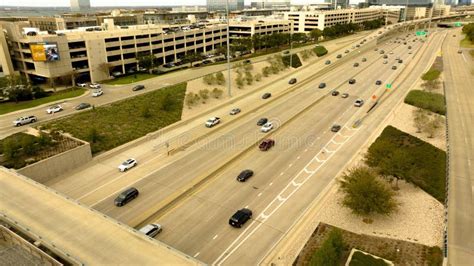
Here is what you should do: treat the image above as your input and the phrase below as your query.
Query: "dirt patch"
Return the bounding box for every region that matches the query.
[295,223,443,266]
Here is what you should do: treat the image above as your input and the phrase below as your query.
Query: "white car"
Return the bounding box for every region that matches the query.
[46,105,63,114]
[77,83,87,87]
[118,158,137,172]
[205,117,220,128]
[354,99,364,107]
[261,122,274,133]
[139,224,162,237]
[89,83,101,89]
[92,89,103,97]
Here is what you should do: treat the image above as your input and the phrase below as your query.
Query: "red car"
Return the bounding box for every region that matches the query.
[259,139,275,151]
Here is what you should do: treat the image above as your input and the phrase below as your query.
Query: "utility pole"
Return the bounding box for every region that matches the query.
[289,34,293,68]
[226,0,232,97]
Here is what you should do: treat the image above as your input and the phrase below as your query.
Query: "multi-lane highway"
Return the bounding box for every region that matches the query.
[0,32,370,138]
[443,29,474,264]
[44,26,448,264]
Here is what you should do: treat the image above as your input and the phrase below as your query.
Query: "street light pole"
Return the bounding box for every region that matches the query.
[226,0,232,97]
[289,34,293,68]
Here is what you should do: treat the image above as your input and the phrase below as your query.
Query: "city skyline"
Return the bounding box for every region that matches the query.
[1,0,362,8]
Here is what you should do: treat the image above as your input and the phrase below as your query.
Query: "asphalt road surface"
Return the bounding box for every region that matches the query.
[443,29,474,264]
[49,28,445,264]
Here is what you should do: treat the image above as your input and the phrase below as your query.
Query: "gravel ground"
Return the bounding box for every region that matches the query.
[318,178,444,247]
[317,76,446,248]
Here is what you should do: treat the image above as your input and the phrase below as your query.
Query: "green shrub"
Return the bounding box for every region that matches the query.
[282,54,303,68]
[310,229,345,266]
[339,167,398,216]
[365,126,446,202]
[404,90,446,115]
[421,69,441,81]
[314,45,328,57]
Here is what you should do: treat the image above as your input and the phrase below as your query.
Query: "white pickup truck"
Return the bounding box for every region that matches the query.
[13,115,37,127]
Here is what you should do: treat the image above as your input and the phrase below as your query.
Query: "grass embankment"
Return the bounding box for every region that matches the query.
[421,69,441,81]
[0,88,86,115]
[404,90,446,115]
[282,54,303,68]
[365,126,446,202]
[297,224,443,266]
[314,45,328,57]
[43,83,186,154]
[104,73,158,85]
[460,36,474,48]
[349,251,389,266]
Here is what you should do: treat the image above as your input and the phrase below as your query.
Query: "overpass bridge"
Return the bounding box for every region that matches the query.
[0,167,201,265]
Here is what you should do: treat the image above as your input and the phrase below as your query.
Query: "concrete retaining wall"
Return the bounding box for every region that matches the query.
[0,225,62,266]
[17,139,92,184]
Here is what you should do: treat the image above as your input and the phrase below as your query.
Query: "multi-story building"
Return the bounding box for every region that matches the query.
[207,0,245,12]
[367,0,434,7]
[284,8,399,33]
[28,16,98,31]
[70,0,91,12]
[144,11,209,25]
[250,0,291,9]
[0,20,228,83]
[229,19,292,44]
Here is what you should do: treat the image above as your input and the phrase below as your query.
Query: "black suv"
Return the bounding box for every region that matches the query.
[237,169,254,182]
[348,78,356,84]
[262,93,271,99]
[132,85,145,91]
[114,187,139,207]
[288,78,297,84]
[375,80,382,85]
[257,118,268,126]
[229,208,253,228]
[318,83,326,89]
[336,54,342,58]
[331,90,339,96]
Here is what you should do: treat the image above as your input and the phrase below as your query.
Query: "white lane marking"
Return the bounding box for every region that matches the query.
[280,172,284,176]
[213,126,358,265]
[323,148,334,153]
[257,193,262,197]
[304,149,308,152]
[269,182,273,186]
[465,137,468,146]
[213,235,218,240]
[461,53,467,63]
[194,252,200,257]
[289,163,293,167]
[245,205,249,208]
[332,139,344,145]
[297,156,301,160]
[304,169,314,174]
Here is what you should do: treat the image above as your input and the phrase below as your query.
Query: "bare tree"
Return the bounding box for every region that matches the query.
[413,108,429,133]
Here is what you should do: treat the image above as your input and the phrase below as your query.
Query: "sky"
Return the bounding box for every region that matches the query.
[1,0,362,8]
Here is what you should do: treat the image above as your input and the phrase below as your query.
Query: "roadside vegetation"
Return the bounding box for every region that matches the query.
[296,223,443,266]
[310,228,346,265]
[43,83,186,154]
[339,167,398,218]
[104,73,157,85]
[404,90,446,115]
[365,126,446,202]
[282,54,303,68]
[349,251,389,266]
[313,45,328,57]
[0,131,82,169]
[460,23,474,48]
[0,75,86,115]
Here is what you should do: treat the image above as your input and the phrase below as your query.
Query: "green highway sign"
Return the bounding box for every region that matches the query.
[454,22,462,27]
[416,31,427,36]
[386,83,392,89]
